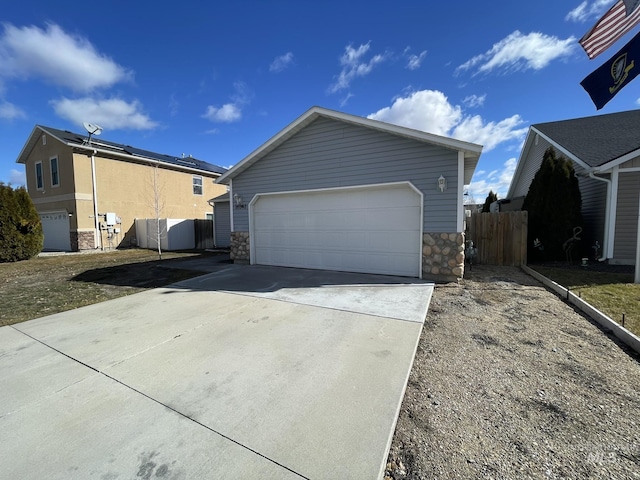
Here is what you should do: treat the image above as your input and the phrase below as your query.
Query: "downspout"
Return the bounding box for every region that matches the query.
[589,172,611,261]
[229,179,234,233]
[90,150,102,250]
[207,197,216,247]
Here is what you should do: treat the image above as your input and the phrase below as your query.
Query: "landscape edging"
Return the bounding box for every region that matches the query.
[521,264,640,355]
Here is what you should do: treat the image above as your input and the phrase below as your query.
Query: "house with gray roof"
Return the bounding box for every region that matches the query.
[507,109,640,265]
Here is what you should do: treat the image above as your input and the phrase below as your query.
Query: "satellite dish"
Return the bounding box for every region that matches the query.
[83,122,103,146]
[83,122,103,136]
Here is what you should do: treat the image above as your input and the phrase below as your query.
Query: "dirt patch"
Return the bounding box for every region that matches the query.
[386,265,640,480]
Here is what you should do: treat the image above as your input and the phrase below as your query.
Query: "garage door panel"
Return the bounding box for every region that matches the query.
[252,184,421,277]
[39,211,71,251]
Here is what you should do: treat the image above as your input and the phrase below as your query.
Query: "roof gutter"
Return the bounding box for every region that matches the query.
[69,143,222,177]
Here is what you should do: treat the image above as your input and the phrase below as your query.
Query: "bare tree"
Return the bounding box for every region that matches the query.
[149,162,167,260]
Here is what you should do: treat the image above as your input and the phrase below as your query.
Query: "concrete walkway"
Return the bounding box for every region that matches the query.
[0,265,433,479]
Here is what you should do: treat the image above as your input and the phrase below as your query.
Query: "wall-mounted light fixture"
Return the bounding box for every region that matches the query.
[233,193,247,209]
[438,175,447,192]
[68,211,74,217]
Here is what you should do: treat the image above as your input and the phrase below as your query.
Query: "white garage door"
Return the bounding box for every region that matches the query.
[39,211,71,251]
[251,183,422,277]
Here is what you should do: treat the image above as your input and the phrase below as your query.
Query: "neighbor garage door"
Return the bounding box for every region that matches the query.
[251,183,422,277]
[39,211,71,251]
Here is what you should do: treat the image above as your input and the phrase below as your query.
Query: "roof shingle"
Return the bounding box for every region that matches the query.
[533,109,640,168]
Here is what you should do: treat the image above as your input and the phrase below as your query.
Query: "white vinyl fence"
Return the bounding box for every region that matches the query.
[135,218,195,251]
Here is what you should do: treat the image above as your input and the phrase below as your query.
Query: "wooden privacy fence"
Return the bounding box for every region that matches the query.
[467,211,528,266]
[194,219,214,250]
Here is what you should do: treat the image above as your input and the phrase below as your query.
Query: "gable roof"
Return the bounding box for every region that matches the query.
[209,192,230,203]
[16,125,227,176]
[533,109,640,169]
[507,109,640,199]
[216,106,483,185]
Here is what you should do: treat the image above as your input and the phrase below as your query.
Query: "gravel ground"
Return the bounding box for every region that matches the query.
[386,265,640,480]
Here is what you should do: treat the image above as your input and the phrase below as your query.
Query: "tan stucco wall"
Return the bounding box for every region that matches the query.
[22,132,226,249]
[73,152,226,247]
[24,133,78,228]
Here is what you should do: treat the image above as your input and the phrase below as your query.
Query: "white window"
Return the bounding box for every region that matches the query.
[42,135,46,146]
[35,162,43,190]
[50,156,59,187]
[193,175,203,195]
[205,212,213,220]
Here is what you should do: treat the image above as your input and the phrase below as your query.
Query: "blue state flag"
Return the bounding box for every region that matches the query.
[581,31,640,109]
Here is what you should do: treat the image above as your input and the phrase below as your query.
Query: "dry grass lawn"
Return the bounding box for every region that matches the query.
[0,249,210,326]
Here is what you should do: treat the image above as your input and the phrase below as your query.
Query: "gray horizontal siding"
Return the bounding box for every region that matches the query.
[214,202,231,247]
[619,156,640,169]
[232,117,460,232]
[511,136,552,198]
[613,171,639,264]
[576,165,607,251]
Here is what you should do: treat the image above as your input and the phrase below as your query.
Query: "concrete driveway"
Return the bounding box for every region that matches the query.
[0,265,433,479]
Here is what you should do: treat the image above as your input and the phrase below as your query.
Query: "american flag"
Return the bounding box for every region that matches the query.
[580,0,640,59]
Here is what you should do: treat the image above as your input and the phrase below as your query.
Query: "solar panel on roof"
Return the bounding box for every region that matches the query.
[40,124,228,174]
[178,159,197,166]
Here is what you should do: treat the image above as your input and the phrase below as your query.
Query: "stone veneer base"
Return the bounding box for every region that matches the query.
[422,232,465,282]
[229,230,465,281]
[230,231,250,262]
[71,231,96,251]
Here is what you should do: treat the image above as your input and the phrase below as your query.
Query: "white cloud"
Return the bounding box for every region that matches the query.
[202,82,252,123]
[202,103,242,122]
[566,0,611,22]
[0,23,131,91]
[169,94,179,117]
[368,90,462,136]
[339,92,355,107]
[467,157,518,199]
[368,89,527,153]
[452,114,527,152]
[456,31,576,76]
[270,52,294,72]
[406,50,427,70]
[51,97,159,130]
[9,168,26,185]
[230,81,252,105]
[328,42,387,93]
[0,100,26,119]
[462,94,486,108]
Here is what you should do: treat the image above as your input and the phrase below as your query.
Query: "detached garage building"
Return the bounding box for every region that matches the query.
[216,107,482,281]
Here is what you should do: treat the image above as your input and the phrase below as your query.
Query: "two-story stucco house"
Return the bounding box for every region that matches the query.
[16,125,227,251]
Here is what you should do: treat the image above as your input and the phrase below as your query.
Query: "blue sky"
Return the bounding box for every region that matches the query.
[1,0,639,202]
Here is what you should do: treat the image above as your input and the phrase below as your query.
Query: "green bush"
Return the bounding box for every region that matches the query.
[522,147,582,261]
[0,184,43,262]
[482,190,498,213]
